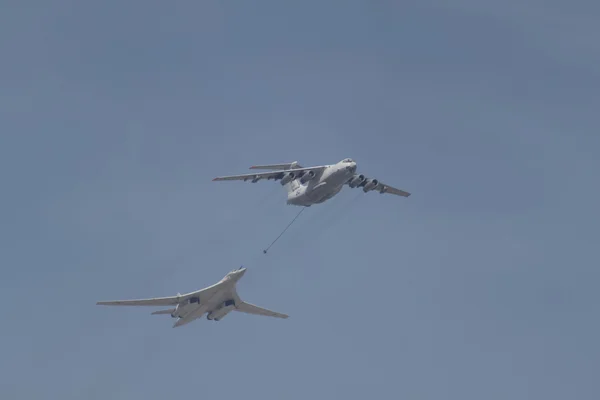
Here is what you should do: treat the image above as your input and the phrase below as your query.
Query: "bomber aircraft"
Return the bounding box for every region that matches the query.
[96,267,288,328]
[212,158,411,207]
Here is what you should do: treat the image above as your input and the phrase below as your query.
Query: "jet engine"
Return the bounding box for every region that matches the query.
[206,300,236,321]
[170,303,180,318]
[299,170,315,184]
[348,174,366,188]
[362,179,379,192]
[280,172,296,185]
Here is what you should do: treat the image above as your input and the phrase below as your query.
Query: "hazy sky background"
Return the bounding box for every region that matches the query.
[1,1,599,399]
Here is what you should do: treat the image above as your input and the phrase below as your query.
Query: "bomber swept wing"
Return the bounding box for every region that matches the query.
[212,166,326,183]
[96,285,221,307]
[97,296,180,307]
[235,302,289,318]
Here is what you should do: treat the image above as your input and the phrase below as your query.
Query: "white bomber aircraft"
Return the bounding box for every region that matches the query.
[96,267,288,328]
[212,158,410,207]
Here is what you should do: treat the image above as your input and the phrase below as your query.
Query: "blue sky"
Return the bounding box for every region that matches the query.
[1,1,599,399]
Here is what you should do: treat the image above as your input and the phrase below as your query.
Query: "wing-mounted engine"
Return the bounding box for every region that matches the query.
[362,178,379,192]
[245,161,304,184]
[348,174,366,188]
[167,295,200,318]
[167,293,185,317]
[151,306,178,317]
[279,172,296,185]
[206,299,236,321]
[172,303,180,317]
[242,175,263,183]
[299,170,315,184]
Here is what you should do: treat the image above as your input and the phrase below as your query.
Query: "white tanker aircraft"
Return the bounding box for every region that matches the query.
[212,158,411,207]
[96,267,288,328]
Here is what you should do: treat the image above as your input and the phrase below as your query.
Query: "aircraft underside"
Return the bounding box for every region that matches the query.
[171,297,236,323]
[311,184,343,203]
[206,299,236,321]
[288,180,344,206]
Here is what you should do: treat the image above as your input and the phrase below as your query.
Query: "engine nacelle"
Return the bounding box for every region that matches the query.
[280,172,296,185]
[206,300,235,321]
[170,303,180,318]
[299,170,315,184]
[362,179,379,192]
[348,174,365,188]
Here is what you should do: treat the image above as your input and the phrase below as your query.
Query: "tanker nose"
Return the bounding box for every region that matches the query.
[346,163,357,173]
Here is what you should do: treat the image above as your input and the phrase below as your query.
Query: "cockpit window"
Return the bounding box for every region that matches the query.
[343,158,354,163]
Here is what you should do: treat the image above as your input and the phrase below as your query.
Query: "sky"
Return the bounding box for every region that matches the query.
[1,1,599,399]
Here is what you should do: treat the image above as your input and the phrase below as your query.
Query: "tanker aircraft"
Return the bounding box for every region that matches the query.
[212,158,411,207]
[96,267,288,328]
